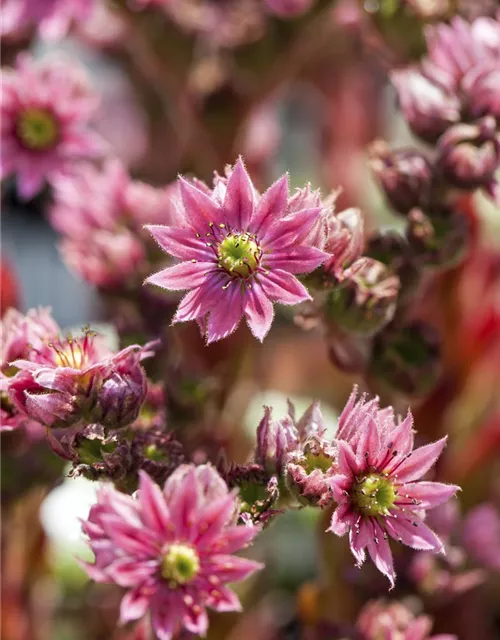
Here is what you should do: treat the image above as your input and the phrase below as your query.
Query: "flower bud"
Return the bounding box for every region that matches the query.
[391,70,460,143]
[366,231,420,304]
[436,117,500,190]
[406,206,470,269]
[369,321,441,397]
[369,142,434,215]
[463,64,500,121]
[325,258,400,336]
[255,407,299,475]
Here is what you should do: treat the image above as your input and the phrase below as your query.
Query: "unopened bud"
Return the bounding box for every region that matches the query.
[325,258,400,336]
[366,231,420,303]
[370,142,434,215]
[369,321,441,397]
[436,117,500,190]
[406,206,470,269]
[391,70,460,143]
[255,407,299,475]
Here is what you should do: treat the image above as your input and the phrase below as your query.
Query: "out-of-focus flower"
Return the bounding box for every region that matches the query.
[0,0,95,40]
[81,466,263,639]
[0,260,20,316]
[61,229,146,290]
[369,321,442,398]
[328,387,459,587]
[462,504,500,571]
[1,54,103,200]
[406,207,470,269]
[391,70,460,144]
[7,330,155,429]
[264,0,314,18]
[356,599,456,640]
[1,307,59,374]
[436,117,500,194]
[325,257,400,336]
[146,158,329,343]
[369,142,434,215]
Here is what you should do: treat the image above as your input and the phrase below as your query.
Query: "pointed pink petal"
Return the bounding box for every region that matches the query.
[146,225,211,261]
[244,282,274,341]
[179,177,222,233]
[210,525,259,554]
[206,281,245,343]
[249,174,289,235]
[328,503,354,537]
[337,440,362,477]
[385,515,444,552]
[150,592,180,640]
[183,604,209,636]
[194,494,238,548]
[381,411,414,464]
[366,520,395,588]
[206,585,242,612]
[263,207,322,248]
[259,269,311,305]
[169,467,200,539]
[100,515,158,557]
[356,416,381,466]
[17,166,46,200]
[265,246,328,274]
[397,482,459,510]
[393,437,447,483]
[205,555,264,583]
[138,471,172,536]
[223,157,255,229]
[174,277,224,323]
[108,557,158,587]
[329,474,351,502]
[145,261,216,291]
[120,586,152,623]
[349,518,370,565]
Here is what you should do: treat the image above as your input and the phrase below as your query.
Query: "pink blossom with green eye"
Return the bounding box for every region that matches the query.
[328,386,460,588]
[145,157,329,344]
[81,465,263,640]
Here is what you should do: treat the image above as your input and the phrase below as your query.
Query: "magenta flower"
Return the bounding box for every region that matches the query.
[357,599,456,640]
[462,503,500,571]
[1,306,59,373]
[7,330,155,429]
[328,387,459,587]
[0,0,95,41]
[81,466,263,639]
[146,158,329,343]
[1,54,103,200]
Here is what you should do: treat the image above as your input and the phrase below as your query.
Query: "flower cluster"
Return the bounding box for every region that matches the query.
[1,54,103,200]
[81,465,263,640]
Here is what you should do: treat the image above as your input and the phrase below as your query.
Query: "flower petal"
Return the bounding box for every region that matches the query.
[108,557,158,588]
[366,520,395,588]
[328,502,355,537]
[174,277,223,323]
[146,225,211,261]
[244,282,274,341]
[179,177,222,233]
[397,482,459,510]
[263,207,322,249]
[259,269,311,305]
[120,585,153,623]
[138,471,172,536]
[392,437,447,483]
[206,281,245,343]
[223,157,255,229]
[337,440,362,477]
[265,246,328,274]
[145,261,216,292]
[385,515,444,552]
[205,555,264,583]
[249,174,288,235]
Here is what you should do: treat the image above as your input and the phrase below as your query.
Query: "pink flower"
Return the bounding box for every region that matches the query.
[328,387,459,588]
[357,599,456,640]
[0,0,95,40]
[1,54,103,200]
[146,158,329,343]
[7,330,155,429]
[462,503,500,571]
[1,307,59,373]
[81,466,263,640]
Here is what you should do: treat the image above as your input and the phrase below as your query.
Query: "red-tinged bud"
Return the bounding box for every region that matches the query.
[369,142,434,215]
[391,70,461,143]
[406,206,470,269]
[255,407,299,475]
[436,117,500,190]
[325,258,400,336]
[369,321,441,397]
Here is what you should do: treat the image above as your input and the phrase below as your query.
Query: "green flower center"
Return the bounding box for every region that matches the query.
[16,108,59,151]
[217,233,261,278]
[161,544,200,586]
[353,473,396,517]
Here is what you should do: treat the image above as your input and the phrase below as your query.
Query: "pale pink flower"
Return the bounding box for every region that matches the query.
[7,330,156,429]
[1,54,103,200]
[81,466,263,640]
[357,599,456,640]
[0,0,95,40]
[462,503,500,571]
[146,158,329,343]
[1,307,59,373]
[328,387,459,588]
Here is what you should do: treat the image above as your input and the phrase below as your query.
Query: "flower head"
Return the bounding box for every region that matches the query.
[81,466,263,640]
[1,0,95,41]
[7,329,155,429]
[1,54,103,199]
[328,387,459,588]
[146,158,329,343]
